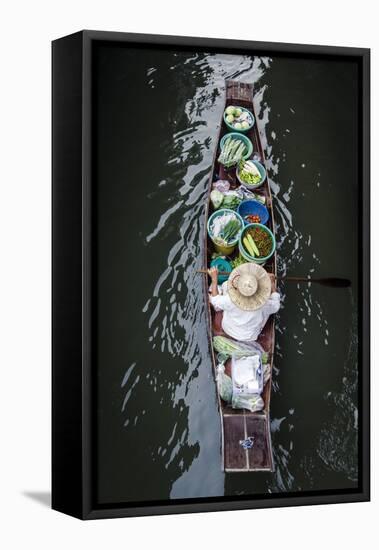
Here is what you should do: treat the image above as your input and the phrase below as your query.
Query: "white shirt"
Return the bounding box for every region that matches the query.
[210,281,280,342]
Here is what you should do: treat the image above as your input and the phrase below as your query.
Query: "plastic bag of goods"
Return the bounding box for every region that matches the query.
[232,354,264,395]
[231,353,264,412]
[232,394,264,412]
[216,363,232,404]
[213,335,267,361]
[212,180,230,193]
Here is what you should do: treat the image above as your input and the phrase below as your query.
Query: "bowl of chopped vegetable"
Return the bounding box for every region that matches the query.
[237,200,269,226]
[236,159,266,189]
[238,223,276,264]
[223,105,255,133]
[207,208,244,255]
[218,133,253,168]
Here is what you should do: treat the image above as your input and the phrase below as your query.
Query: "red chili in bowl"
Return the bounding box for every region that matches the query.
[245,214,261,224]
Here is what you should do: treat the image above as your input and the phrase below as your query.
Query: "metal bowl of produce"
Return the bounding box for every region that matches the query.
[223,105,255,133]
[236,159,266,189]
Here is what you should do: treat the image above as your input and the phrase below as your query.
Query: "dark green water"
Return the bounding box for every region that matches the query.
[94,44,359,504]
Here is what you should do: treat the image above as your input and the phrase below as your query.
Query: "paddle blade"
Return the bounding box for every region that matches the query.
[318,278,351,288]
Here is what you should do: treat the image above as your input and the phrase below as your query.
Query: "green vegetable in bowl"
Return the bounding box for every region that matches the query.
[238,160,262,186]
[225,114,234,124]
[225,105,235,116]
[219,218,241,242]
[218,137,246,168]
[211,212,242,245]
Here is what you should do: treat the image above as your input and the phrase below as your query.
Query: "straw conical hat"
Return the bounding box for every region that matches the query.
[227,263,271,311]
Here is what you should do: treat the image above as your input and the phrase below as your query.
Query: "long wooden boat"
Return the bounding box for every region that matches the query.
[204,80,277,472]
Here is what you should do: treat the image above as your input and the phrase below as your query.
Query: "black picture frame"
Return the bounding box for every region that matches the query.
[52,30,370,520]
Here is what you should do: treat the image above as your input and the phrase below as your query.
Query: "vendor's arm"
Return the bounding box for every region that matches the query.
[208,266,219,297]
[208,267,231,311]
[264,273,281,314]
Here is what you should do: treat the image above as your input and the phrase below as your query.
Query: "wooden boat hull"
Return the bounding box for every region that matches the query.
[204,80,277,473]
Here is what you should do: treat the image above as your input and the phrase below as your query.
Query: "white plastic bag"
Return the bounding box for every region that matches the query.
[232,354,264,395]
[231,353,265,412]
[212,180,230,193]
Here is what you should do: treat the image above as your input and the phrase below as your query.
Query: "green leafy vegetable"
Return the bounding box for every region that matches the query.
[238,160,262,186]
[222,194,241,210]
[216,365,233,403]
[218,137,247,168]
[219,219,241,242]
[230,255,248,269]
[210,189,224,209]
[213,336,268,363]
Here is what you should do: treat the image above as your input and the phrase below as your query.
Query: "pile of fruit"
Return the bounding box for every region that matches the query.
[224,105,253,131]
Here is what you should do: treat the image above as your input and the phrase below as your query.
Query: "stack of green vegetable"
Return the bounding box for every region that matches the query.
[210,189,243,211]
[216,364,233,403]
[218,136,246,168]
[230,255,248,269]
[213,335,268,363]
[218,218,241,243]
[211,212,243,247]
[222,194,241,210]
[210,189,224,209]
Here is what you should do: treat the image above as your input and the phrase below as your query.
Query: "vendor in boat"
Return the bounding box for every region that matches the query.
[208,262,280,342]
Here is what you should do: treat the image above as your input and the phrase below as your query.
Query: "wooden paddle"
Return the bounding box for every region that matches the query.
[197,270,351,288]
